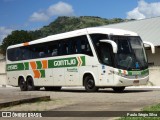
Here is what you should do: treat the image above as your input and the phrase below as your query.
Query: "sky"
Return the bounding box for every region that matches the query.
[0,0,160,44]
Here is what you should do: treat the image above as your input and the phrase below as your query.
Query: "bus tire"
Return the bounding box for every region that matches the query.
[45,87,61,91]
[84,75,98,92]
[19,77,27,91]
[112,87,125,93]
[26,77,35,91]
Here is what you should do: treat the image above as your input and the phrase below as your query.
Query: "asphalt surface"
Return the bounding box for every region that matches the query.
[0,87,160,120]
[0,87,50,108]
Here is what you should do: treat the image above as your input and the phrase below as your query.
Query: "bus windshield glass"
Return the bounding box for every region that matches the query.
[111,36,148,70]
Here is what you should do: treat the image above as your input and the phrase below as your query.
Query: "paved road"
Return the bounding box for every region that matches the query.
[0,87,160,120]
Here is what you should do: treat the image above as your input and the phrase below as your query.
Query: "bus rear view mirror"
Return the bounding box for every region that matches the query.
[100,39,118,53]
[143,41,155,54]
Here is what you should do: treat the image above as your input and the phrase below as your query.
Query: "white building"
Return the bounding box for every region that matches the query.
[104,17,160,66]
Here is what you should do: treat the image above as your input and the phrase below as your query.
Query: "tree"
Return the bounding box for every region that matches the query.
[1,30,33,55]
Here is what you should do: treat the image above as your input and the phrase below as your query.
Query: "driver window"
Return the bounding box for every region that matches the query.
[90,34,113,66]
[99,43,112,66]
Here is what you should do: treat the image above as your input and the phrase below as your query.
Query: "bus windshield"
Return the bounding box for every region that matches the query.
[111,36,148,70]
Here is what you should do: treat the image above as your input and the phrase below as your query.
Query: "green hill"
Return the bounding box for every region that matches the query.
[29,16,125,39]
[1,16,127,54]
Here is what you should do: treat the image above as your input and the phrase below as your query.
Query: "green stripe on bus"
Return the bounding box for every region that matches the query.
[36,61,42,69]
[7,63,24,71]
[81,56,85,66]
[40,70,45,78]
[24,62,29,70]
[6,56,86,71]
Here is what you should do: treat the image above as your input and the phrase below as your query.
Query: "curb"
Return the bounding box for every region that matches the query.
[0,96,50,109]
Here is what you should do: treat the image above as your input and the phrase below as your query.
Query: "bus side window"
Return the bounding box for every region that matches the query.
[61,40,69,55]
[29,46,36,59]
[39,51,45,58]
[69,38,78,54]
[51,44,58,56]
[77,40,81,54]
[7,48,16,61]
[80,36,93,56]
[15,48,21,60]
[52,49,58,56]
[34,48,40,58]
[21,47,27,60]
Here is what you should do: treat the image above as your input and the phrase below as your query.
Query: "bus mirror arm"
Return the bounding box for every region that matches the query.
[143,41,155,54]
[100,39,118,53]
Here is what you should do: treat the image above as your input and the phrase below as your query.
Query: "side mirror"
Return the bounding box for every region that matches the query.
[143,41,155,54]
[100,39,118,53]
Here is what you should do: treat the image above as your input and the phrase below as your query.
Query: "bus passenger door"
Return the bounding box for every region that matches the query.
[98,43,114,85]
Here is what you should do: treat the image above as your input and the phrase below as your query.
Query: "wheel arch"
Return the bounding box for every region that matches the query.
[25,74,34,85]
[26,75,33,81]
[82,71,97,86]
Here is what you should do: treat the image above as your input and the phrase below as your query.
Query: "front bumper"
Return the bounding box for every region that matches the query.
[114,74,149,86]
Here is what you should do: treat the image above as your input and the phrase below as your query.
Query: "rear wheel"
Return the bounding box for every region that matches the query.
[112,87,125,93]
[45,87,61,91]
[19,77,27,91]
[26,77,35,91]
[84,75,98,92]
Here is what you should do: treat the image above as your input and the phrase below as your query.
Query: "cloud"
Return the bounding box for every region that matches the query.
[0,27,13,44]
[127,0,160,19]
[29,12,50,22]
[47,1,74,16]
[29,1,74,22]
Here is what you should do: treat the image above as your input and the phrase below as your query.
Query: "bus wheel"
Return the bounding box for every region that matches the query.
[84,75,98,92]
[112,87,125,93]
[45,87,61,91]
[19,77,27,91]
[26,77,35,91]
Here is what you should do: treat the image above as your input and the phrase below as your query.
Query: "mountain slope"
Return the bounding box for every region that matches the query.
[30,16,125,39]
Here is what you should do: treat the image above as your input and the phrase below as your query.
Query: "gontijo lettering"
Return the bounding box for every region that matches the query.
[54,59,76,66]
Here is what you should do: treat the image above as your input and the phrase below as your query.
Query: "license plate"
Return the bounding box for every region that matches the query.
[133,80,139,86]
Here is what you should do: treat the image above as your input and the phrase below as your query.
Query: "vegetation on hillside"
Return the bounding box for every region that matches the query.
[1,16,127,54]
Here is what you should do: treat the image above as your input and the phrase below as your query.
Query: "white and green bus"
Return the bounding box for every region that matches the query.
[6,27,155,92]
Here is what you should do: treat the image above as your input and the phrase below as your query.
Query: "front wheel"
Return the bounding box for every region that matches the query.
[112,87,125,93]
[84,75,98,92]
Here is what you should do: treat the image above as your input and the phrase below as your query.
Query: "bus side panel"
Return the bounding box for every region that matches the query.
[7,71,22,86]
[97,65,114,86]
[7,71,18,86]
[27,69,53,86]
[65,66,80,86]
[53,68,65,86]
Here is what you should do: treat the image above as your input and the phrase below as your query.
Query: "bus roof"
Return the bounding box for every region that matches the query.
[7,27,138,49]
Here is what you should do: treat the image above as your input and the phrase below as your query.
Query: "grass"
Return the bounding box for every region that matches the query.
[119,103,160,120]
[143,103,160,111]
